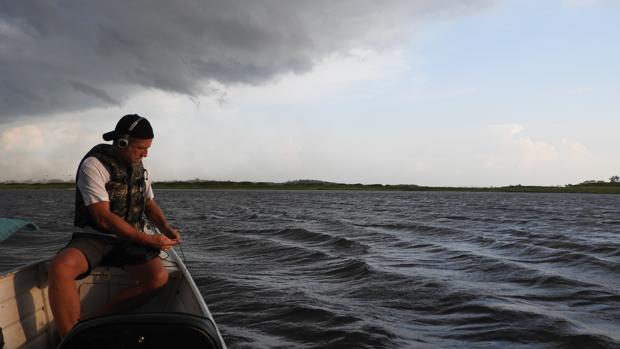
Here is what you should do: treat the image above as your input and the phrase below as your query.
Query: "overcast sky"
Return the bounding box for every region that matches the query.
[1,0,618,186]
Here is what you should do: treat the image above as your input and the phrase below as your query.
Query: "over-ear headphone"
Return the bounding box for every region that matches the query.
[117,117,144,149]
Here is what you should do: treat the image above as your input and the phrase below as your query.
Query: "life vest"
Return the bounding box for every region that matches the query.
[74,144,147,235]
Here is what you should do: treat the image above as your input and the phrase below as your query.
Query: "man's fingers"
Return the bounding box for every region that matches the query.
[155,231,181,251]
[169,229,181,241]
[158,235,176,249]
[163,229,180,242]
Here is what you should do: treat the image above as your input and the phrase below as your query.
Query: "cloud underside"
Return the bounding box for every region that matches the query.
[0,0,493,120]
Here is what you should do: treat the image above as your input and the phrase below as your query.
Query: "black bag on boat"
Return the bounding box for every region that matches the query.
[58,312,224,349]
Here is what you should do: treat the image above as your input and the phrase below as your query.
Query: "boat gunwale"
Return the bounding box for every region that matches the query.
[0,247,227,349]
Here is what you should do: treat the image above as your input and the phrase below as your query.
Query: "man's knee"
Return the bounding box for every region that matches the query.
[50,249,88,280]
[150,267,169,289]
[142,267,169,291]
[129,258,169,291]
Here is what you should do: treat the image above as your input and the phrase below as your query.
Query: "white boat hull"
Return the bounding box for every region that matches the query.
[0,249,226,349]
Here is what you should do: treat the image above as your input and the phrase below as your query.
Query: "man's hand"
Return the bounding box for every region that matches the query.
[161,226,181,242]
[149,233,178,251]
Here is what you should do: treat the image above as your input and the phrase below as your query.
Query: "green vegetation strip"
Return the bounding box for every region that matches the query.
[1,181,619,194]
[0,182,74,189]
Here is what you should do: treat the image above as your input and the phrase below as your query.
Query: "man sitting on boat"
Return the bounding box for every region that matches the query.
[48,114,181,337]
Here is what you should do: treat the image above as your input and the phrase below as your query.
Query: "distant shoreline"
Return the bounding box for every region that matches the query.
[1,180,619,194]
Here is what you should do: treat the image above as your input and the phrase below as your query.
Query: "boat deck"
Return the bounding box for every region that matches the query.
[1,251,213,349]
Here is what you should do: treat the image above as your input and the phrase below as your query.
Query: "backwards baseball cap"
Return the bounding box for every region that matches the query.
[102,114,154,141]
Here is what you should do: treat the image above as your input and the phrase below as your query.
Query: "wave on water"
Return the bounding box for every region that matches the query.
[1,190,619,348]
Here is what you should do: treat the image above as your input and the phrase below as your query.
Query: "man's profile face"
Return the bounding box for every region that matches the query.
[119,138,152,165]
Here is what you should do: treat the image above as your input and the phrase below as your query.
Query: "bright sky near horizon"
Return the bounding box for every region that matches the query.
[1,0,618,186]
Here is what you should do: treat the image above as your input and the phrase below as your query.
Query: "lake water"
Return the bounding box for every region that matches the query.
[1,189,619,348]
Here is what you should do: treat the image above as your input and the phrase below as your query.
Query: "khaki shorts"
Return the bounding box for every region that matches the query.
[61,235,160,279]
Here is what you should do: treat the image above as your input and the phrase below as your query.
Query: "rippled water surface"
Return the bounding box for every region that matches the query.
[1,189,619,348]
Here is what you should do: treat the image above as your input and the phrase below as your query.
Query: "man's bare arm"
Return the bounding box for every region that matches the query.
[87,201,177,250]
[145,198,181,241]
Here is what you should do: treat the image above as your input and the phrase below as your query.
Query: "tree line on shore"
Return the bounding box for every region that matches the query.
[2,175,620,194]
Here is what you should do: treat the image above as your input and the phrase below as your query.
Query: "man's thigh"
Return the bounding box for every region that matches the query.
[58,238,109,279]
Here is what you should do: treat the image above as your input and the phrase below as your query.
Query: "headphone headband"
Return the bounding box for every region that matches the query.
[127,117,144,133]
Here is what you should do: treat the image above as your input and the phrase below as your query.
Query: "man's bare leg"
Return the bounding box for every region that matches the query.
[48,248,90,338]
[95,257,169,316]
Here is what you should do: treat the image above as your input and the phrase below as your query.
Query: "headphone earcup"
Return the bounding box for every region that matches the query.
[118,136,129,149]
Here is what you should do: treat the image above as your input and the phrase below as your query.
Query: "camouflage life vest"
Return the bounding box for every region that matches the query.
[74,144,147,235]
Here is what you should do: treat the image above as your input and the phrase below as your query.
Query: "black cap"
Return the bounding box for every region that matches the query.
[103,114,154,141]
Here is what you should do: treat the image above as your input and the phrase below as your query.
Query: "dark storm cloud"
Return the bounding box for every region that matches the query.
[0,0,493,120]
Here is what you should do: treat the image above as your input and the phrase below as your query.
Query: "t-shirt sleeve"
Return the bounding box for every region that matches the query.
[145,168,155,201]
[77,157,111,206]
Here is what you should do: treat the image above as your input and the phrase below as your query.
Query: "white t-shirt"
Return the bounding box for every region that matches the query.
[77,157,154,206]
